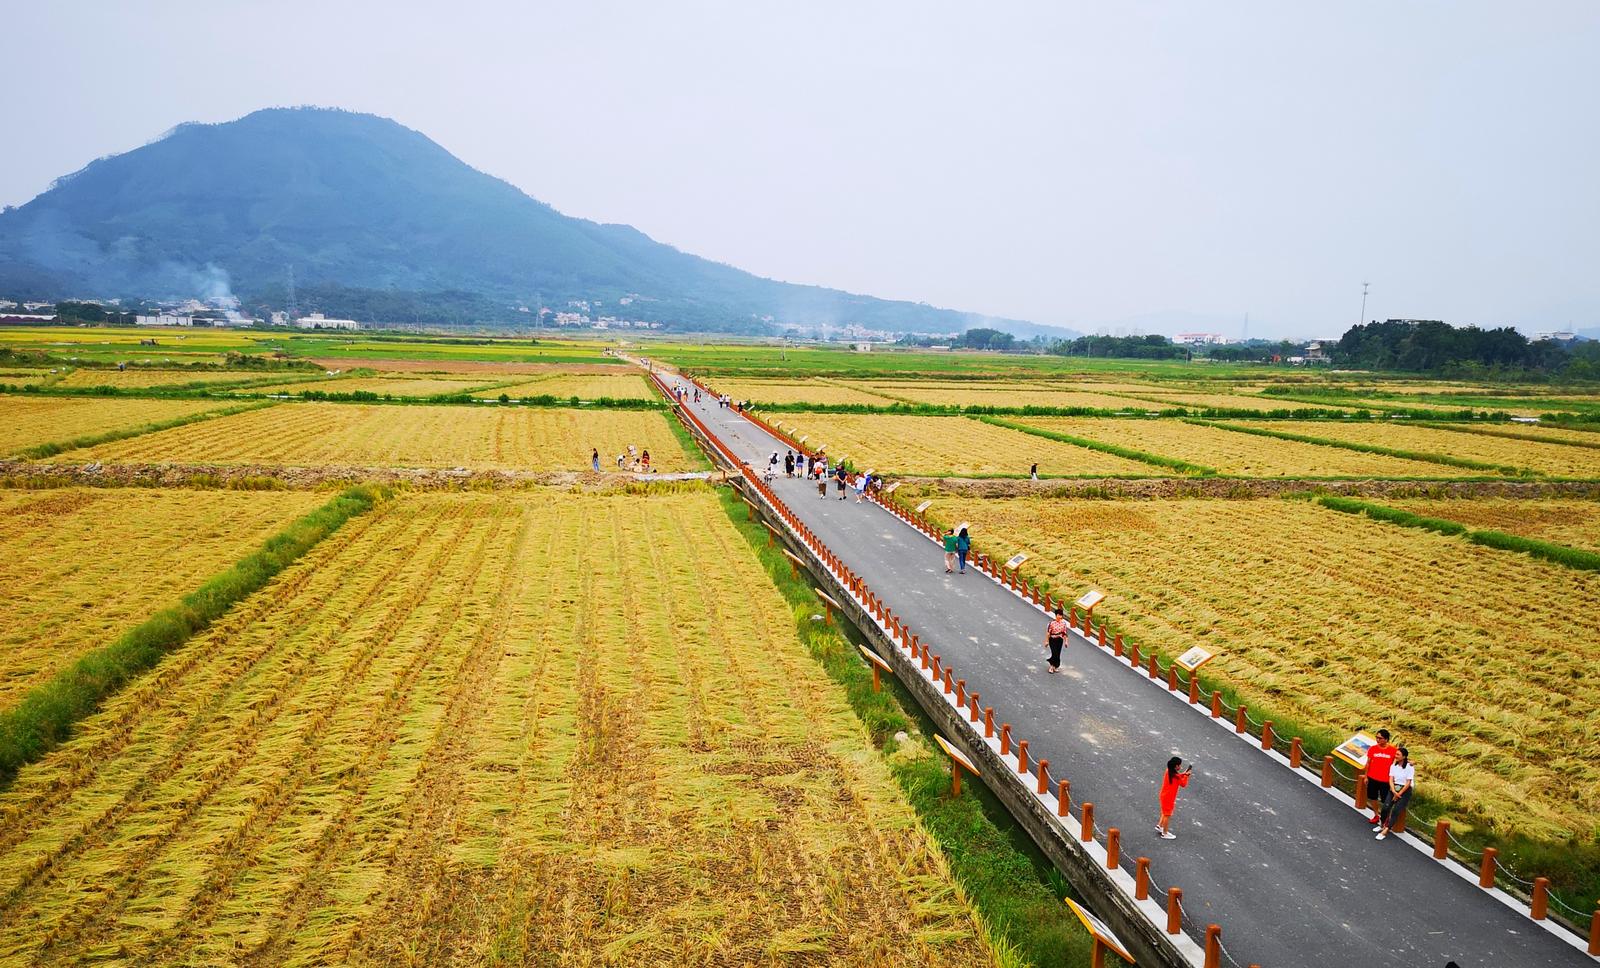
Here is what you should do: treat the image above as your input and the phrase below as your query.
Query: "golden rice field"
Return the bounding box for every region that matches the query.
[849,382,1149,411]
[927,495,1600,838]
[765,412,1155,476]
[51,368,268,390]
[59,402,695,472]
[714,379,896,406]
[0,395,235,456]
[1385,497,1600,554]
[245,376,494,397]
[1422,421,1600,449]
[0,491,995,966]
[490,371,655,400]
[1011,418,1477,477]
[1125,390,1361,413]
[1237,420,1600,477]
[0,488,323,708]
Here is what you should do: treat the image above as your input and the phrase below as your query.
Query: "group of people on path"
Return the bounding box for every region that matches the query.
[592,445,651,473]
[940,527,971,574]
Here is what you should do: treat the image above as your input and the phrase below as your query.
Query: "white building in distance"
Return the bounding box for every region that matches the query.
[295,313,360,331]
[1174,332,1227,345]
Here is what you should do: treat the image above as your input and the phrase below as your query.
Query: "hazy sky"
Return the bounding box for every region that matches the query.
[5,2,1597,338]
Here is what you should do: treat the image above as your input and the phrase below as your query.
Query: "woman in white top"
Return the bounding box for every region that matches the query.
[1375,747,1414,840]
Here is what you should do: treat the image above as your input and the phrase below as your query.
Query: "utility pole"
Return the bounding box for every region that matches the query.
[1358,281,1369,327]
[286,264,298,324]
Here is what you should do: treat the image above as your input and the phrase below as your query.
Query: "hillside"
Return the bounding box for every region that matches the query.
[0,107,1065,336]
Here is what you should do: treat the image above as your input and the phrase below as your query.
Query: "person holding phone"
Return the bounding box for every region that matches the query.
[1157,756,1193,840]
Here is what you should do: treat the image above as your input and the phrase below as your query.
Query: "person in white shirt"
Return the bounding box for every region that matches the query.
[1375,747,1414,841]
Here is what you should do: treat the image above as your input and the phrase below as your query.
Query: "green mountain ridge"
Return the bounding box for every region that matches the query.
[0,106,1069,336]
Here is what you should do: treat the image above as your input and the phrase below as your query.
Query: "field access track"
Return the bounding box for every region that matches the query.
[669,376,1596,968]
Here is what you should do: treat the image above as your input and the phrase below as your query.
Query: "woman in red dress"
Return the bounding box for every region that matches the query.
[1158,756,1192,840]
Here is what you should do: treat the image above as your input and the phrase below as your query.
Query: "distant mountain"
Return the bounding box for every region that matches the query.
[0,107,1066,337]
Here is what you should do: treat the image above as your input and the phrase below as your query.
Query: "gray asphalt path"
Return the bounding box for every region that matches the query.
[676,385,1592,968]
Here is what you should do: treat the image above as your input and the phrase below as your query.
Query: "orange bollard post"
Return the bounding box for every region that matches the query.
[1205,925,1221,968]
[943,668,953,695]
[1036,759,1050,794]
[909,637,919,661]
[1290,737,1302,767]
[1069,606,1079,627]
[1106,828,1121,869]
[1114,633,1125,657]
[1082,612,1093,635]
[1134,857,1150,900]
[932,654,942,678]
[1261,721,1274,752]
[1166,888,1182,934]
[1321,755,1334,787]
[1355,770,1368,811]
[1480,848,1498,888]
[984,707,994,738]
[1210,689,1222,718]
[1394,804,1408,833]
[1129,641,1141,668]
[1589,903,1600,955]
[1017,740,1029,774]
[1167,665,1178,692]
[1000,724,1011,755]
[969,693,981,723]
[1057,779,1070,817]
[1098,625,1108,648]
[1148,655,1159,680]
[1188,675,1200,704]
[1235,705,1248,734]
[920,646,930,671]
[1531,878,1549,920]
[1081,802,1095,842]
[956,679,966,706]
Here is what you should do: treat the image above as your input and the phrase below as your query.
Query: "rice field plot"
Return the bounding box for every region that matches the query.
[1234,420,1600,477]
[488,371,655,400]
[0,488,324,708]
[852,382,1156,411]
[59,402,694,471]
[1011,418,1478,477]
[766,412,1157,476]
[712,378,896,406]
[1123,390,1362,413]
[0,395,237,457]
[1383,497,1600,554]
[928,495,1600,838]
[244,376,495,397]
[49,369,266,390]
[0,491,995,966]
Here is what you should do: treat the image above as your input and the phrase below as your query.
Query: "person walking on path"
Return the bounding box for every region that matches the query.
[785,451,795,477]
[1376,747,1414,841]
[955,527,971,573]
[941,529,959,573]
[1030,462,1039,480]
[835,465,848,500]
[854,472,867,503]
[641,450,651,473]
[591,448,600,472]
[1365,729,1399,826]
[1157,756,1193,839]
[1045,606,1069,673]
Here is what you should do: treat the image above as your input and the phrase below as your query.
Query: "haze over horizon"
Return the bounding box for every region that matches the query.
[4,2,1597,340]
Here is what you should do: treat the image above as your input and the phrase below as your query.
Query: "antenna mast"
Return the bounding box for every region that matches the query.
[1358,281,1369,327]
[286,265,298,324]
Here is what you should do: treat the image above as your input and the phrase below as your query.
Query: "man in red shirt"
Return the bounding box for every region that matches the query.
[1365,729,1398,825]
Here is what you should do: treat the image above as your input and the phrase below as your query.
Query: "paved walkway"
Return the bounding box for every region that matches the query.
[673,383,1592,968]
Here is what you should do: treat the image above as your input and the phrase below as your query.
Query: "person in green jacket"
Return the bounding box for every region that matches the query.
[955,527,971,574]
[942,529,959,573]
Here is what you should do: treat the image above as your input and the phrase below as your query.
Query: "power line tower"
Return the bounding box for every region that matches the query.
[1358,281,1370,327]
[286,265,298,323]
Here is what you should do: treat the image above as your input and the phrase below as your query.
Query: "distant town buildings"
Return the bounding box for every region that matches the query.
[136,313,195,327]
[1174,332,1228,346]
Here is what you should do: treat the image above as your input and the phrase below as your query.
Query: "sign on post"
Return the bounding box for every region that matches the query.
[1333,731,1380,771]
[954,521,969,534]
[884,481,901,494]
[915,500,934,514]
[933,734,979,797]
[1075,589,1106,614]
[1062,898,1135,965]
[1173,646,1215,673]
[815,589,842,625]
[857,644,893,692]
[781,548,806,579]
[1005,553,1028,570]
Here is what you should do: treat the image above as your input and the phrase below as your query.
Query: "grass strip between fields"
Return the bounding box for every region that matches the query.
[1416,421,1600,451]
[1313,494,1600,572]
[11,400,278,460]
[0,483,390,785]
[1187,418,1534,476]
[713,485,1090,968]
[977,414,1218,475]
[911,492,1600,923]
